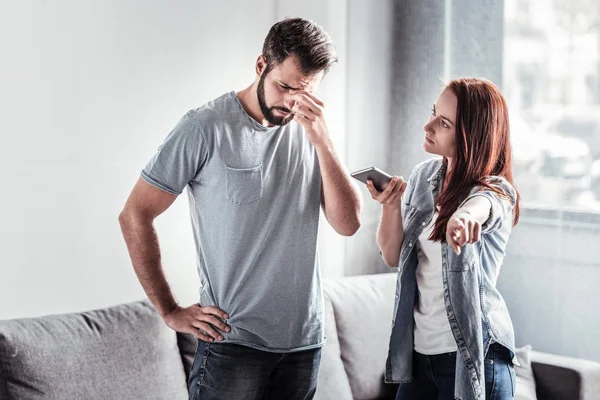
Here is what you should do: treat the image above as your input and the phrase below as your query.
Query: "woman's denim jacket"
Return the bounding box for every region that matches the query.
[384,158,519,400]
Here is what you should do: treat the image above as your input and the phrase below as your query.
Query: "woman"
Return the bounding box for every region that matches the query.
[369,78,520,400]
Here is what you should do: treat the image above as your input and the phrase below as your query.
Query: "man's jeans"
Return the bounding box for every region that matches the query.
[188,341,322,400]
[395,343,515,400]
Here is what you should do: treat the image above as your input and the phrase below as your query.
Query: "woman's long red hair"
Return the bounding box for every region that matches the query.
[431,78,520,241]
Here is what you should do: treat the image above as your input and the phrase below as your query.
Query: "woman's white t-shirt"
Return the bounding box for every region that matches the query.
[413,211,458,355]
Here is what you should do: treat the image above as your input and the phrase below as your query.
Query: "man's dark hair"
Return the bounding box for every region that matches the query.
[262,17,338,76]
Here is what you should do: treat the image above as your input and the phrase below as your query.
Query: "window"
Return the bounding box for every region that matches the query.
[502,0,600,363]
[504,0,600,210]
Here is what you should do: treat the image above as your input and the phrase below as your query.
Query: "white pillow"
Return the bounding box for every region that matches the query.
[515,345,538,400]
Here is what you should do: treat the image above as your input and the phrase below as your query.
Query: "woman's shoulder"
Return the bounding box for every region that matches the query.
[410,157,443,180]
[478,175,517,204]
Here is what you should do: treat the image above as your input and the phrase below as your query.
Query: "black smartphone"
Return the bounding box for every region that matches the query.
[350,167,393,192]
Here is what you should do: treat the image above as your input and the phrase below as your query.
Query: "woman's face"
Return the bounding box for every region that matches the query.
[423,88,458,159]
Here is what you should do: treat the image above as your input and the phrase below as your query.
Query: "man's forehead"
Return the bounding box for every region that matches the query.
[271,57,323,90]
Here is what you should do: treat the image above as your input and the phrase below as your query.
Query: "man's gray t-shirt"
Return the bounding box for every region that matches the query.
[141,91,324,352]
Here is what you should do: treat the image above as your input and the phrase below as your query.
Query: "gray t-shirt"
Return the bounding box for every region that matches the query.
[141,91,324,352]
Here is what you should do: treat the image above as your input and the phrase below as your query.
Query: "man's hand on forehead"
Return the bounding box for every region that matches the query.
[291,90,324,110]
[290,92,323,121]
[290,90,330,149]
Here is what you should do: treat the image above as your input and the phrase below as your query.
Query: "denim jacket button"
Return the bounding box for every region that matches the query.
[408,242,413,247]
[422,222,426,226]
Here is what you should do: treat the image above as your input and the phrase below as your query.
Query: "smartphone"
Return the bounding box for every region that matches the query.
[351,167,393,192]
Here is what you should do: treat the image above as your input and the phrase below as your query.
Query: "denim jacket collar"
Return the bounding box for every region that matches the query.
[427,159,446,189]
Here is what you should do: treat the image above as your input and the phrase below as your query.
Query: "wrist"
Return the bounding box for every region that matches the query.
[159,302,180,319]
[382,202,402,213]
[453,208,471,217]
[313,135,334,152]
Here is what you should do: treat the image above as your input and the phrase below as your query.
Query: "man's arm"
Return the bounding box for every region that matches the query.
[317,143,362,236]
[119,178,179,316]
[118,178,230,342]
[291,91,362,236]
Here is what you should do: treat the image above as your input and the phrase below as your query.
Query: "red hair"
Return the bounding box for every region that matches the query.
[431,78,520,241]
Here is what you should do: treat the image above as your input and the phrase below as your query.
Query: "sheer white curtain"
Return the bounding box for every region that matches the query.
[499,0,600,362]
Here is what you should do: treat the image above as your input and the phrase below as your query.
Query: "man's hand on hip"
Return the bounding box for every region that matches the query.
[162,304,231,342]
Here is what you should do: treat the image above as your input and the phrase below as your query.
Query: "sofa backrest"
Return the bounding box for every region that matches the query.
[316,272,399,400]
[0,273,401,400]
[0,300,188,400]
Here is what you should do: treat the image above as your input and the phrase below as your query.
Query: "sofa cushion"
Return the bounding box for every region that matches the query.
[314,293,354,400]
[324,273,398,400]
[515,345,537,400]
[0,301,188,400]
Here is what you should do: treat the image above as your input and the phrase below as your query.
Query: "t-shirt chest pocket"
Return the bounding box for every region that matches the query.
[225,164,263,204]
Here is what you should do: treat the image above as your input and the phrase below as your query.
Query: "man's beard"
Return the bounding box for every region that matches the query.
[257,72,294,126]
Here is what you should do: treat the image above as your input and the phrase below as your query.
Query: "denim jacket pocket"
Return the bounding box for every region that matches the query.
[402,203,419,223]
[448,258,475,272]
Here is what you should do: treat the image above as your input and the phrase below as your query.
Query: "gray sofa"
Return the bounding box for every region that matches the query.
[1,273,599,400]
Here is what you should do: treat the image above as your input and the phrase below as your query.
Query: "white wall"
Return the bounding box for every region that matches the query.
[0,0,351,319]
[345,0,395,276]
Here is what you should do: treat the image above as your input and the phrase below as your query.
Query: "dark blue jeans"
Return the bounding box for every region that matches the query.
[395,343,515,400]
[188,341,322,400]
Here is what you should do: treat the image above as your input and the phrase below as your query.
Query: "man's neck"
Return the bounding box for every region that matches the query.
[237,84,273,127]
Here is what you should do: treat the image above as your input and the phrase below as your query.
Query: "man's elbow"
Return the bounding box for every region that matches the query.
[342,205,362,236]
[118,209,131,232]
[337,222,360,236]
[336,218,361,237]
[118,208,141,230]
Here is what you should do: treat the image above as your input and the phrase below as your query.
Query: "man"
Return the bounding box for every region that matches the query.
[119,17,362,400]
